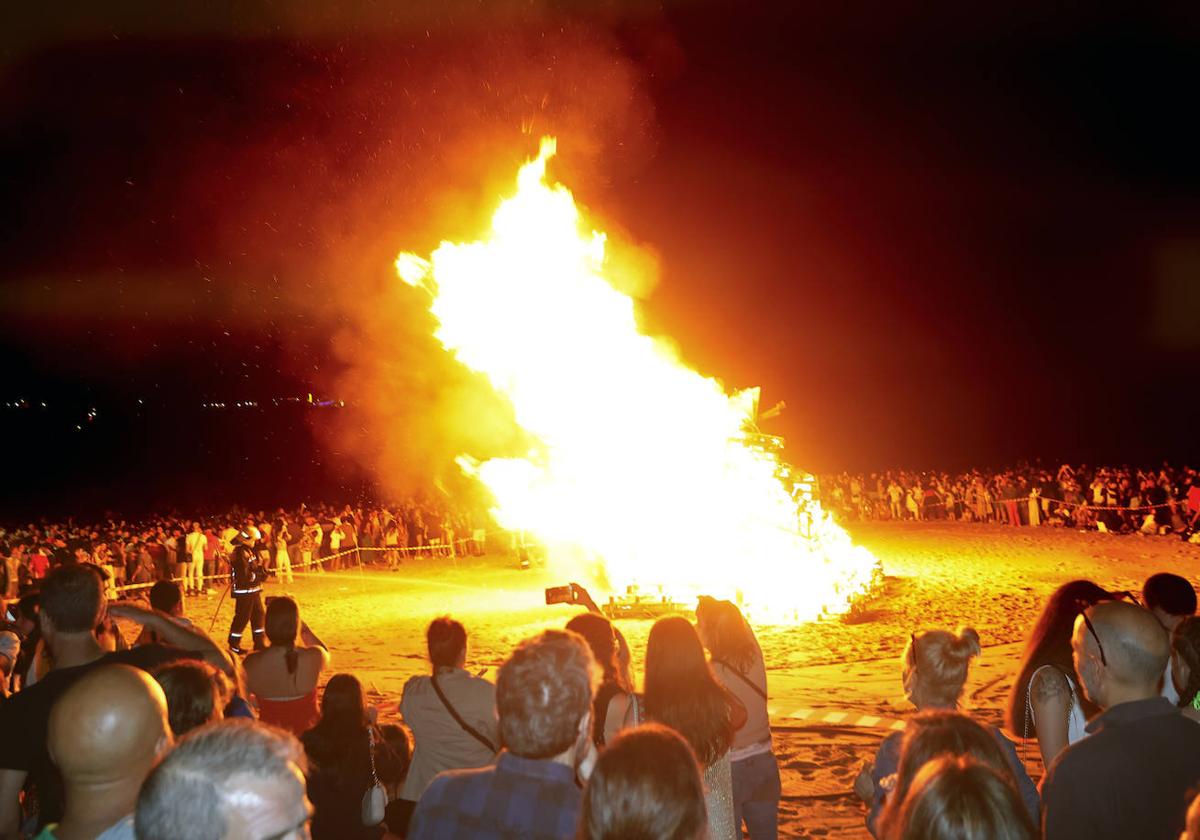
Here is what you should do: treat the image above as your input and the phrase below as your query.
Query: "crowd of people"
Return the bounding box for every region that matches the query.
[850,570,1200,840]
[5,515,1200,837]
[0,499,487,602]
[820,462,1200,538]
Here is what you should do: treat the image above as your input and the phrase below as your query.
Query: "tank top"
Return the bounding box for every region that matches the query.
[591,680,625,747]
[256,688,321,737]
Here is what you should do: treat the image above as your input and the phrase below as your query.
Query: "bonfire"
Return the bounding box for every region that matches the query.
[397,138,879,623]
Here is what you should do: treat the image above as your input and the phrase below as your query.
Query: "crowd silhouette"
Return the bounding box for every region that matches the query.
[2,504,1200,838]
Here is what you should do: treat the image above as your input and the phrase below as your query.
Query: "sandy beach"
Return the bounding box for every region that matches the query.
[178,522,1199,838]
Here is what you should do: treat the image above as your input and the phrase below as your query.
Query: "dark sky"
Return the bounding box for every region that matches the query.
[2,2,1199,510]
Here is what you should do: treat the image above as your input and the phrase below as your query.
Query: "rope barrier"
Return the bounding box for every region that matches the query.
[856,494,1184,513]
[111,538,483,595]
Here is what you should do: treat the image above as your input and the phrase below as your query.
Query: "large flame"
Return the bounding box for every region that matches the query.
[397,138,878,622]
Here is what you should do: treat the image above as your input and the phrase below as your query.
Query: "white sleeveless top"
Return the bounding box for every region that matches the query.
[1028,664,1088,745]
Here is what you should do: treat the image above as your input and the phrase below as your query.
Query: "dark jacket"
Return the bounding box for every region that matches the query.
[1042,696,1200,840]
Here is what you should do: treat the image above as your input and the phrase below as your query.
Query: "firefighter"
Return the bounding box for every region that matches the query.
[226,529,267,654]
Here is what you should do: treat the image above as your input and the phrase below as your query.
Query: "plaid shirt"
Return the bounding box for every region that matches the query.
[408,751,581,840]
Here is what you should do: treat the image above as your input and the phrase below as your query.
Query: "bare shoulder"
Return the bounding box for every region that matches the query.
[606,688,631,715]
[1031,666,1069,705]
[242,649,266,671]
[303,645,330,666]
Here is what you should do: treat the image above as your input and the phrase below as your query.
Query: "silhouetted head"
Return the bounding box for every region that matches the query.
[883,755,1035,840]
[903,628,981,709]
[1073,600,1169,708]
[136,720,310,840]
[50,665,172,796]
[580,723,706,840]
[427,616,467,671]
[496,629,594,760]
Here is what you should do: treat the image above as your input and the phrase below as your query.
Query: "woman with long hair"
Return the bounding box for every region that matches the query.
[1171,616,1200,722]
[302,673,406,840]
[696,597,780,840]
[244,596,330,736]
[641,615,743,840]
[857,630,1037,835]
[1004,580,1114,766]
[566,612,633,748]
[881,755,1035,840]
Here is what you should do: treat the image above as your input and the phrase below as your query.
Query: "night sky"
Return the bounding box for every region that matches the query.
[3,3,1199,512]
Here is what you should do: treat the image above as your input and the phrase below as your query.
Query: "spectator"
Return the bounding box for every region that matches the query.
[105,600,233,678]
[151,660,229,738]
[328,518,343,571]
[301,673,405,840]
[399,617,498,810]
[564,612,632,748]
[244,596,330,737]
[696,597,780,840]
[579,723,707,840]
[183,522,205,597]
[0,632,17,701]
[135,719,312,840]
[858,628,1037,834]
[1143,572,1198,703]
[641,615,741,840]
[8,593,40,693]
[882,755,1035,840]
[408,629,596,840]
[29,547,49,581]
[379,725,413,835]
[133,582,190,648]
[872,711,1037,838]
[299,515,323,575]
[44,665,173,840]
[274,518,294,585]
[1171,616,1200,721]
[0,566,229,837]
[1042,601,1200,839]
[1005,580,1114,767]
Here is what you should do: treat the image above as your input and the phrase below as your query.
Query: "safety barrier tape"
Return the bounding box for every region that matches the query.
[110,539,484,594]
[770,705,907,731]
[863,495,1182,512]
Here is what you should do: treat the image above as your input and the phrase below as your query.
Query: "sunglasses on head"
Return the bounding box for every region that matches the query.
[1080,611,1107,667]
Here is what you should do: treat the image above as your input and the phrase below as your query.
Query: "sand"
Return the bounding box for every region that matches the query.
[175,522,1199,838]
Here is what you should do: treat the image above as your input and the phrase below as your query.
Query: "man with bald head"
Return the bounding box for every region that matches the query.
[40,665,173,840]
[1042,600,1200,840]
[0,564,233,840]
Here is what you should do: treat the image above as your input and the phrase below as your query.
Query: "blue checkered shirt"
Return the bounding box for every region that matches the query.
[407,751,581,840]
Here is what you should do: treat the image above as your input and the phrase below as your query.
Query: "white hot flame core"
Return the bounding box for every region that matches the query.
[397,137,878,622]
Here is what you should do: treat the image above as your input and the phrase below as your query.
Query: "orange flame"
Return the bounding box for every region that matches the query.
[397,138,878,622]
